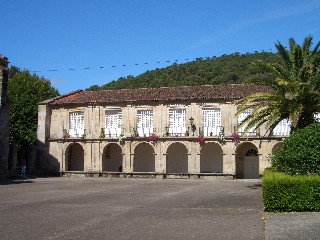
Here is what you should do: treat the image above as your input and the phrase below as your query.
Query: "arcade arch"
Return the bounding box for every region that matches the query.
[166,142,188,173]
[102,143,123,172]
[133,143,155,172]
[200,142,223,173]
[235,142,259,179]
[65,143,84,171]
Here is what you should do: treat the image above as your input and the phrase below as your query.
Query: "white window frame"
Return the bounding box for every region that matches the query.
[137,110,153,137]
[169,108,186,136]
[105,109,122,137]
[237,109,256,136]
[69,111,84,137]
[202,108,222,136]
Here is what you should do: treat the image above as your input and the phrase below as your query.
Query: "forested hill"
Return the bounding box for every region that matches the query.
[86,52,280,91]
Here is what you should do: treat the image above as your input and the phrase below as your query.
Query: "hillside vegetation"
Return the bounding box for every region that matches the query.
[86,52,280,90]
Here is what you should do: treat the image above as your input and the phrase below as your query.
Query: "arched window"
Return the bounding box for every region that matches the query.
[245,148,258,156]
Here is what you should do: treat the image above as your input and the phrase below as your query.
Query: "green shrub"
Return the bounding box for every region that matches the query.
[271,123,320,175]
[262,168,320,212]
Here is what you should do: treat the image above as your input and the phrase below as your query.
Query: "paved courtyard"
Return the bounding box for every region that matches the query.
[0,177,264,240]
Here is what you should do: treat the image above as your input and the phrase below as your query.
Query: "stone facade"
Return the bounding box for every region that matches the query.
[37,85,285,179]
[0,55,9,176]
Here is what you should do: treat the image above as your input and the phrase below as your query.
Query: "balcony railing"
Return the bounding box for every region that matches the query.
[202,126,224,137]
[167,127,187,137]
[272,125,290,136]
[137,127,153,137]
[68,128,85,138]
[104,128,122,138]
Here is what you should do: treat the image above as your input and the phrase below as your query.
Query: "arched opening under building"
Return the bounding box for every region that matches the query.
[102,143,123,172]
[200,142,223,173]
[166,142,188,173]
[133,143,155,172]
[235,143,259,179]
[65,143,84,171]
[272,142,284,153]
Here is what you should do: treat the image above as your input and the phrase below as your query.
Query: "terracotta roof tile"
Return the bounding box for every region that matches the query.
[50,84,272,105]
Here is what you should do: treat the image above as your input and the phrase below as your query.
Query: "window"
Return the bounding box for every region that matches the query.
[137,110,153,137]
[69,111,84,137]
[314,112,320,122]
[169,108,186,136]
[105,109,122,137]
[273,119,291,136]
[202,108,221,136]
[245,149,258,156]
[237,109,256,136]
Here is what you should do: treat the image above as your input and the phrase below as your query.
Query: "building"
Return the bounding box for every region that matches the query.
[37,84,289,179]
[0,55,9,177]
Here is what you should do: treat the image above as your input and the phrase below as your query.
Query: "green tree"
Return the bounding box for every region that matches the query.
[8,69,59,146]
[86,52,280,91]
[236,36,320,134]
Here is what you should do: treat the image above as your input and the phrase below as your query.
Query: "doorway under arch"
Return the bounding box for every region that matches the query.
[235,143,259,179]
[133,143,155,172]
[65,143,84,171]
[166,143,188,173]
[102,143,123,172]
[200,142,223,173]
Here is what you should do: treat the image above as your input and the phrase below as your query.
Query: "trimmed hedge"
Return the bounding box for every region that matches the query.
[263,168,320,212]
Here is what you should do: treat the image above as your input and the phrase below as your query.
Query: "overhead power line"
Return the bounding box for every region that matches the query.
[28,58,192,73]
[27,50,275,74]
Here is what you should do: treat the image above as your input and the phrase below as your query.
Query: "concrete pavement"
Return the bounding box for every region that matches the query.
[0,177,319,239]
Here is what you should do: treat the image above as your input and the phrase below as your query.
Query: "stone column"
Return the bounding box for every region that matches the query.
[36,103,51,171]
[0,55,9,174]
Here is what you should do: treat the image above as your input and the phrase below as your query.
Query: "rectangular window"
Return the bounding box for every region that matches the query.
[169,108,186,136]
[273,119,291,136]
[137,110,153,137]
[105,109,122,137]
[69,111,84,137]
[237,109,256,136]
[202,108,221,136]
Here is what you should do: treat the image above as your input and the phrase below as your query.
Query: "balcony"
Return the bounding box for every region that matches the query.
[272,125,290,136]
[68,128,85,138]
[136,127,154,137]
[104,127,122,138]
[166,127,187,137]
[202,126,224,137]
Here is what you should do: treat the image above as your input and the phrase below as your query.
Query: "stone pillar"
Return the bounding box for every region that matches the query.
[36,103,51,171]
[0,55,9,174]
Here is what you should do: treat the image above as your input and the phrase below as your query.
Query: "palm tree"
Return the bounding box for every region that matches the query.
[236,36,320,135]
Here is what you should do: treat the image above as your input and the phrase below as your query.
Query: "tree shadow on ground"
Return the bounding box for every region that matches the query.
[0,176,36,185]
[245,183,262,189]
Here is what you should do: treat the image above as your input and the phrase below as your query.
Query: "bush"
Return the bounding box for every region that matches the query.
[271,123,320,175]
[262,168,320,212]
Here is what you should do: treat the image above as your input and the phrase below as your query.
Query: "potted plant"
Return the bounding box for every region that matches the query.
[231,132,240,145]
[196,133,205,144]
[218,129,226,143]
[99,128,105,139]
[132,128,138,137]
[149,134,159,144]
[119,132,125,145]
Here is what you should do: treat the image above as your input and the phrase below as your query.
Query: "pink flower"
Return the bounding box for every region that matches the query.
[196,136,205,143]
[148,134,158,143]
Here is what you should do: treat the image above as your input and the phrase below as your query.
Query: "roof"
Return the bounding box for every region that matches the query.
[49,84,272,105]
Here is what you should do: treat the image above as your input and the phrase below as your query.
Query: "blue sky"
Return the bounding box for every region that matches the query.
[2,0,320,94]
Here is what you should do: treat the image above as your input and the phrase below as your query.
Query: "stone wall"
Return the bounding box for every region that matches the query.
[0,55,9,175]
